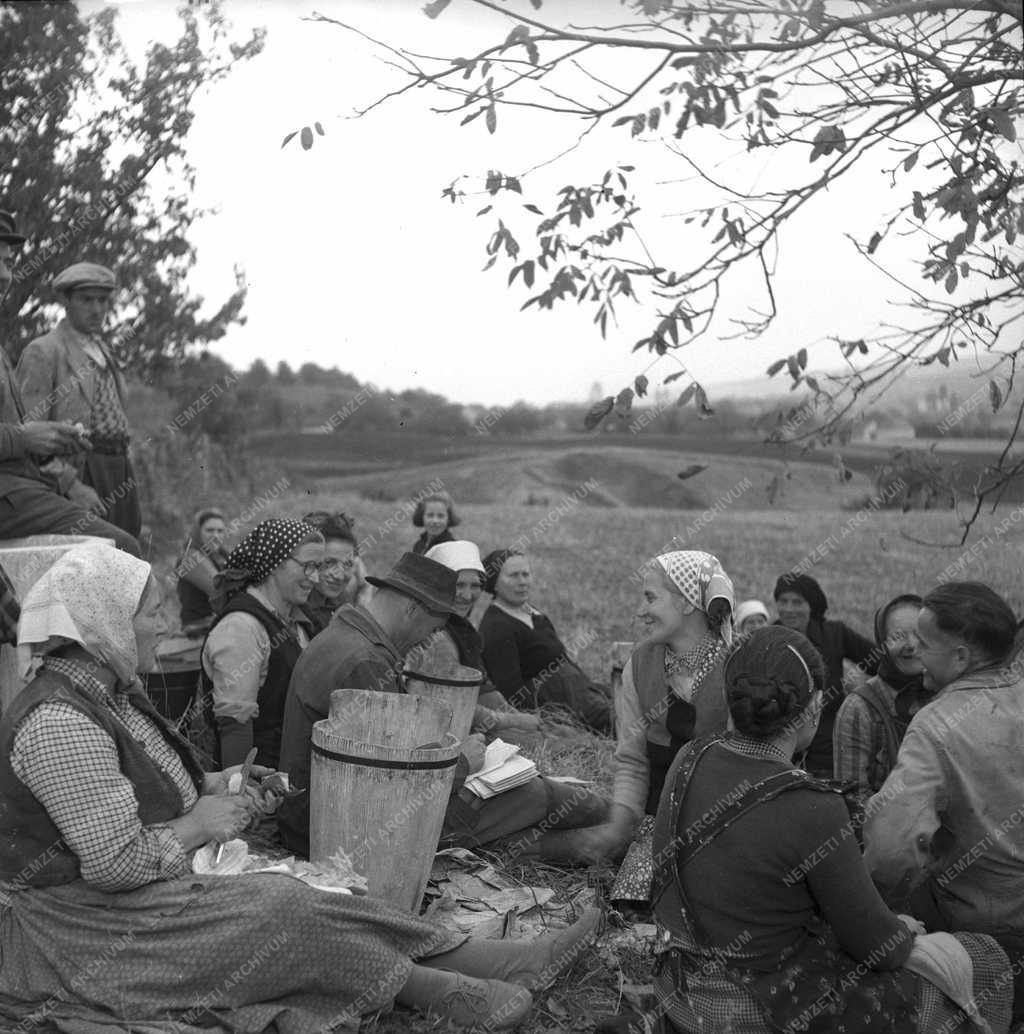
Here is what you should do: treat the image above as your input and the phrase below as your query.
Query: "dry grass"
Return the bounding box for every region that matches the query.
[144,483,1024,1032]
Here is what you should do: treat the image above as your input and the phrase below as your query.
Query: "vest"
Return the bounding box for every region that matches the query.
[630,642,728,815]
[200,591,303,768]
[849,676,902,794]
[0,670,205,888]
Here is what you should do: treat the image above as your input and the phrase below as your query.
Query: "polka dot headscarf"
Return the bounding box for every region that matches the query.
[216,519,319,605]
[654,550,735,642]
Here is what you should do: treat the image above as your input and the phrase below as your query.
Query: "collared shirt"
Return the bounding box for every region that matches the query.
[834,678,900,802]
[864,662,1024,934]
[0,346,38,478]
[8,657,196,892]
[201,586,310,724]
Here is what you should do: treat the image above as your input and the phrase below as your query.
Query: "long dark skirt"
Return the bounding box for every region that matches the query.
[0,873,464,1034]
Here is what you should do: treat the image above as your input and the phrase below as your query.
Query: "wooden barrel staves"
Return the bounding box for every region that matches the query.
[404,661,483,743]
[310,688,460,912]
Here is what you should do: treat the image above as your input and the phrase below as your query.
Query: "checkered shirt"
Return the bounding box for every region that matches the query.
[0,562,19,645]
[8,657,196,892]
[88,351,129,441]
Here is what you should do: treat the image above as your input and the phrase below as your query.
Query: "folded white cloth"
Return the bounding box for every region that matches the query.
[905,932,993,1034]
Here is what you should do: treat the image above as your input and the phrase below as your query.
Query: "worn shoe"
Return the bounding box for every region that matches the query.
[511,906,605,992]
[430,973,533,1029]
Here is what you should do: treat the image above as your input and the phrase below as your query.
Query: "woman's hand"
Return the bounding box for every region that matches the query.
[166,794,255,852]
[191,794,255,843]
[203,764,275,797]
[897,914,927,936]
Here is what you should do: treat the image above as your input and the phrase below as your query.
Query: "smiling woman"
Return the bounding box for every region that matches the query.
[832,594,933,805]
[195,519,324,769]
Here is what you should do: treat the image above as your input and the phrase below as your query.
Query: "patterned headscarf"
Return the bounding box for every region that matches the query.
[653,550,735,644]
[18,544,151,686]
[213,519,319,609]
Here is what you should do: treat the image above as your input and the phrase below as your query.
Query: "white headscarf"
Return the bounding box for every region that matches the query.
[18,544,152,686]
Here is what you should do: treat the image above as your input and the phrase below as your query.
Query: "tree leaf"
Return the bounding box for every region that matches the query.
[485,105,497,134]
[614,387,635,418]
[300,126,313,150]
[664,370,686,385]
[695,384,714,418]
[314,122,324,136]
[797,348,808,370]
[989,108,1016,142]
[945,268,958,294]
[634,373,649,398]
[867,231,882,254]
[676,383,697,406]
[990,379,1003,412]
[903,151,918,172]
[766,359,787,377]
[281,130,298,149]
[677,463,707,480]
[584,396,615,430]
[912,192,926,220]
[423,0,451,17]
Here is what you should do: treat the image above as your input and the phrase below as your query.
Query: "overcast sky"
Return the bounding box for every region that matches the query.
[80,0,952,407]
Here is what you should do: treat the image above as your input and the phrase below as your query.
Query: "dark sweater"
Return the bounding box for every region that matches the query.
[675,742,910,970]
[411,528,455,555]
[479,604,566,707]
[789,617,878,777]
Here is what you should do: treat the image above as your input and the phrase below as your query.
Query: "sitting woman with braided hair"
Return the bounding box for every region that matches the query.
[634,624,1012,1034]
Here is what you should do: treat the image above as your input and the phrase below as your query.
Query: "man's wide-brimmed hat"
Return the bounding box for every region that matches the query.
[0,210,26,246]
[53,262,116,296]
[366,552,458,614]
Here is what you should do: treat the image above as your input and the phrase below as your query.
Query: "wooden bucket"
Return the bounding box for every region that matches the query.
[310,688,460,911]
[404,661,483,743]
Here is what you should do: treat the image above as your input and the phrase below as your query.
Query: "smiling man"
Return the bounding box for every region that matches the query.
[17,261,142,538]
[0,216,138,553]
[864,580,1024,1018]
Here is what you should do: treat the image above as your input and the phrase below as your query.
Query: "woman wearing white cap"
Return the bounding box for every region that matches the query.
[420,540,612,861]
[735,599,771,635]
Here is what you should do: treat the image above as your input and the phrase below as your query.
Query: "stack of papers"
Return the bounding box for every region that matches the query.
[464,739,537,799]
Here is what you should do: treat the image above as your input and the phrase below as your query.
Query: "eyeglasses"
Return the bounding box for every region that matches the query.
[286,556,323,578]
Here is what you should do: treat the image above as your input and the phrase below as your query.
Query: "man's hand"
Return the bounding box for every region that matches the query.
[20,421,88,457]
[66,480,103,514]
[460,732,488,774]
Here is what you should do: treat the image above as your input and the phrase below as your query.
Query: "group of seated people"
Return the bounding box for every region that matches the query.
[1,486,1023,1033]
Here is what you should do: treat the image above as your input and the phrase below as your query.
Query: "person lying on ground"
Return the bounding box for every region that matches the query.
[833,593,934,808]
[196,519,322,769]
[175,507,229,637]
[773,571,878,778]
[479,547,612,733]
[865,581,1024,1023]
[299,510,373,633]
[0,543,601,1033]
[631,624,1011,1034]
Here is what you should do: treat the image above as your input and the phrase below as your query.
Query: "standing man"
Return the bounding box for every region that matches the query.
[0,212,138,554]
[17,261,142,539]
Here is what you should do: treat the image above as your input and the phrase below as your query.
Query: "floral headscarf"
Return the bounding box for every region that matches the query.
[653,550,735,644]
[213,519,319,610]
[17,544,151,686]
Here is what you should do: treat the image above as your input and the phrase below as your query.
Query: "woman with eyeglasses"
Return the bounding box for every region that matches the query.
[300,511,373,634]
[196,519,324,768]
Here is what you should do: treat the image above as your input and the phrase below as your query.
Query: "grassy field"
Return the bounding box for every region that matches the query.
[146,457,1024,1033]
[157,489,1023,681]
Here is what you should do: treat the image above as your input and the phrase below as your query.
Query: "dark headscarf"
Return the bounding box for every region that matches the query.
[874,593,926,695]
[774,573,828,620]
[176,507,229,575]
[482,547,523,596]
[213,519,319,611]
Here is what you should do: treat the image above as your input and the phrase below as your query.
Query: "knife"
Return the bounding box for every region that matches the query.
[215,748,258,866]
